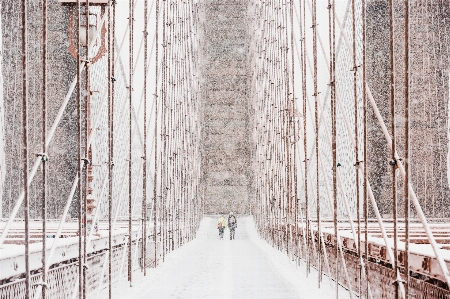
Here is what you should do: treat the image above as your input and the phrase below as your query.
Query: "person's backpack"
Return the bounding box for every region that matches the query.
[229,215,236,228]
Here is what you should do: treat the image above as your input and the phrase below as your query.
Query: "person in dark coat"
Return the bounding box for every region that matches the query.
[228,212,237,240]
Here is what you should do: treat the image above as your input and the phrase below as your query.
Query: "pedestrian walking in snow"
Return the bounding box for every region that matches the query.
[228,212,237,240]
[217,216,226,240]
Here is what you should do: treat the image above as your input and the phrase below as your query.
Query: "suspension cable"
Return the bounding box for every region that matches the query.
[76,0,83,297]
[83,2,90,298]
[21,0,30,296]
[404,0,410,295]
[152,0,160,268]
[108,0,115,297]
[361,0,369,294]
[41,0,48,297]
[142,0,149,275]
[128,0,134,286]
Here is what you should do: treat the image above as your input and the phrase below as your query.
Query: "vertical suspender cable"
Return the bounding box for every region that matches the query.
[388,0,400,297]
[142,0,149,275]
[301,0,309,275]
[152,0,160,268]
[285,0,293,258]
[166,1,171,249]
[290,0,299,264]
[21,0,30,297]
[351,0,362,293]
[108,1,115,298]
[183,1,187,247]
[161,0,167,262]
[128,0,134,286]
[76,0,84,297]
[312,0,321,286]
[283,0,291,257]
[41,0,48,297]
[329,0,338,295]
[361,0,369,295]
[388,1,405,297]
[403,0,410,296]
[274,0,282,250]
[83,2,90,298]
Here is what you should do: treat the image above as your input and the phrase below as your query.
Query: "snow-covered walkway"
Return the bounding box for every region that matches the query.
[102,216,351,299]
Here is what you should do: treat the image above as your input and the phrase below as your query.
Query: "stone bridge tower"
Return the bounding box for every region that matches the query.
[200,0,253,215]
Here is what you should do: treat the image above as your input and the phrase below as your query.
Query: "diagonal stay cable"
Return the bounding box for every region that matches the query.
[334,9,450,287]
[31,2,160,286]
[0,7,109,247]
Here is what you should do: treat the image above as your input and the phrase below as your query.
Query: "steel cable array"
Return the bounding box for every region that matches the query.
[250,0,450,298]
[1,1,450,299]
[0,0,202,298]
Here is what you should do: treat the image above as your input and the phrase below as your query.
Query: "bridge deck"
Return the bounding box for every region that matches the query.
[97,216,349,299]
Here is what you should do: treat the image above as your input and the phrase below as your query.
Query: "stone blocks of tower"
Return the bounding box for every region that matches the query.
[1,0,78,219]
[200,0,253,215]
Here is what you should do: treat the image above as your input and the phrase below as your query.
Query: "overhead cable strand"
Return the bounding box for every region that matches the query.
[328,0,338,295]
[41,0,48,297]
[152,0,160,269]
[76,0,84,297]
[142,0,149,275]
[128,0,134,286]
[404,0,410,296]
[21,0,30,297]
[300,0,310,275]
[351,0,362,293]
[361,0,369,295]
[311,0,322,285]
[83,2,90,298]
[108,1,115,298]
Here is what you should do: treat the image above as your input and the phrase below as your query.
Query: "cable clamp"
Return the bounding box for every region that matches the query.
[82,157,91,166]
[392,278,405,286]
[390,157,402,169]
[350,65,361,72]
[354,160,363,166]
[36,153,49,162]
[82,59,91,68]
